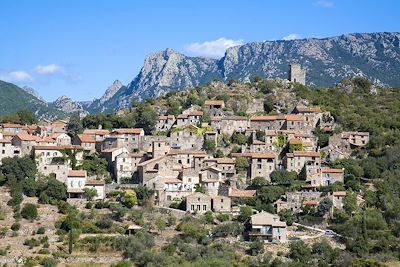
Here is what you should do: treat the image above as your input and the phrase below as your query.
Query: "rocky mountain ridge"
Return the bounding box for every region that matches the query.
[105,32,400,110]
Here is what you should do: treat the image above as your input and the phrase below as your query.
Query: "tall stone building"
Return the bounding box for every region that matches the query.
[288,64,306,85]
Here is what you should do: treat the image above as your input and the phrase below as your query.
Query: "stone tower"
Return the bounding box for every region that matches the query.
[288,64,306,85]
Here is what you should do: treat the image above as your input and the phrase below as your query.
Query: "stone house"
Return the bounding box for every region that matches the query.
[156,115,176,132]
[214,116,249,136]
[12,133,56,156]
[74,134,96,152]
[199,166,222,196]
[231,152,276,182]
[1,123,29,134]
[82,129,110,142]
[250,153,276,182]
[101,147,129,174]
[249,212,287,243]
[169,126,203,150]
[318,168,344,187]
[101,136,125,151]
[50,133,72,146]
[212,195,231,212]
[331,191,346,210]
[0,139,21,161]
[167,149,207,170]
[34,145,84,182]
[202,157,236,181]
[110,128,145,151]
[176,111,203,126]
[250,115,285,131]
[204,100,225,110]
[67,170,87,199]
[84,179,105,200]
[292,106,322,128]
[284,151,321,175]
[163,177,195,206]
[114,151,146,183]
[283,115,306,133]
[186,192,212,213]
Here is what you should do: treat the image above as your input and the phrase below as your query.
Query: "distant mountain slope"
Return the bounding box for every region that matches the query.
[0,80,65,119]
[102,32,400,110]
[85,80,125,113]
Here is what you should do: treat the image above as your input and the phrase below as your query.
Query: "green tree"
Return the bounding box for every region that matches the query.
[238,206,253,223]
[316,198,333,216]
[16,110,38,124]
[235,157,249,172]
[203,140,216,154]
[121,191,138,208]
[83,188,98,201]
[232,133,248,145]
[251,176,268,188]
[66,113,83,138]
[194,184,206,193]
[214,149,224,158]
[135,104,158,134]
[344,191,358,215]
[21,203,38,220]
[201,211,214,225]
[288,240,311,263]
[270,170,297,185]
[155,217,167,234]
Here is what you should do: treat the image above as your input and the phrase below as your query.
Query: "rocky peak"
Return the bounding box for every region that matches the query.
[99,80,123,104]
[22,86,45,102]
[53,95,88,117]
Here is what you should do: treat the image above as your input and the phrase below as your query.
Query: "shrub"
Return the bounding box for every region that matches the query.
[24,238,40,248]
[36,227,45,234]
[95,218,113,229]
[21,203,38,220]
[11,222,20,231]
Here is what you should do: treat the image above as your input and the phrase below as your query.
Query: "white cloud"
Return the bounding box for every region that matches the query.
[0,70,34,83]
[283,33,301,41]
[34,64,64,75]
[185,38,244,58]
[316,0,334,8]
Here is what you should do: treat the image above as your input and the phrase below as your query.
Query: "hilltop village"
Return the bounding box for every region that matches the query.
[3,70,400,266]
[0,70,369,244]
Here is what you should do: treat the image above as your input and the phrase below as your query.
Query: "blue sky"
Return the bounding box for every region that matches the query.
[0,0,398,101]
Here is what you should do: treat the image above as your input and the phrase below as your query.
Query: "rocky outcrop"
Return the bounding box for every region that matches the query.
[22,86,45,102]
[53,96,88,117]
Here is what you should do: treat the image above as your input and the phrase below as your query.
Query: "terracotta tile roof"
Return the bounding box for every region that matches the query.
[167,149,207,156]
[211,117,222,121]
[265,131,277,136]
[189,111,203,116]
[159,115,175,120]
[14,133,41,141]
[321,168,344,173]
[204,100,224,106]
[250,115,278,121]
[286,151,321,158]
[0,140,11,143]
[252,153,276,159]
[332,191,346,196]
[85,179,105,186]
[68,170,87,177]
[165,178,182,184]
[229,188,256,198]
[296,106,322,113]
[2,123,26,129]
[222,116,248,121]
[288,138,303,145]
[177,114,189,119]
[216,158,235,164]
[112,128,144,134]
[2,132,17,137]
[285,114,304,121]
[251,212,286,227]
[83,129,110,135]
[77,134,96,143]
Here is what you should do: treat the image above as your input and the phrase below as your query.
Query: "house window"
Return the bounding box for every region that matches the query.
[191,205,195,210]
[197,205,201,210]
[167,195,171,201]
[257,164,262,169]
[197,197,200,201]
[221,198,223,203]
[188,178,191,182]
[1,150,4,154]
[203,205,207,210]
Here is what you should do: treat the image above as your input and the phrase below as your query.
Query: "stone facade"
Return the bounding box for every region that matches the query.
[288,64,306,85]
